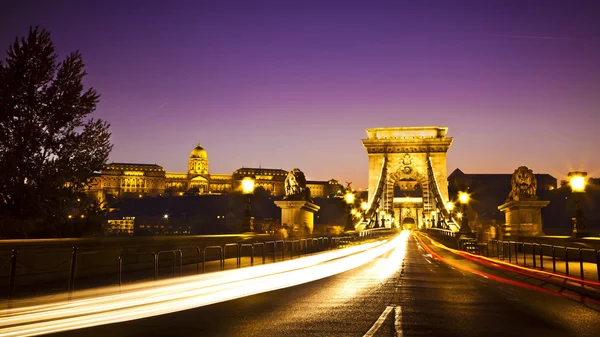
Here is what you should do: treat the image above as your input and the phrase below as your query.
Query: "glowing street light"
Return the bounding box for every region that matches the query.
[569,171,587,193]
[457,212,463,219]
[458,191,472,233]
[568,171,588,237]
[344,191,355,231]
[446,202,454,212]
[344,192,355,205]
[430,210,436,228]
[242,177,255,194]
[359,201,369,226]
[242,176,255,232]
[163,214,169,219]
[459,192,469,205]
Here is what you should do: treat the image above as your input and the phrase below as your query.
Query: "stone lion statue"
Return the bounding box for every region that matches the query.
[283,168,311,201]
[507,166,538,202]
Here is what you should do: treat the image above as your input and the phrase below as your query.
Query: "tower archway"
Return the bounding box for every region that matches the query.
[361,126,454,229]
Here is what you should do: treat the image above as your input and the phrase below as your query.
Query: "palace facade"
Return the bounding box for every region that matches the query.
[89,144,341,202]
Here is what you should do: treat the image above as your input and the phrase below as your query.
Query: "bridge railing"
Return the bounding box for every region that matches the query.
[0,230,398,304]
[457,239,600,283]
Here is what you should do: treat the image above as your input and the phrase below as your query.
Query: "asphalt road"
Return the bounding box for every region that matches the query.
[51,233,600,337]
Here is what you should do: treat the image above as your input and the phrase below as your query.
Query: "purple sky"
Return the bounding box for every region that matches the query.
[3,1,600,188]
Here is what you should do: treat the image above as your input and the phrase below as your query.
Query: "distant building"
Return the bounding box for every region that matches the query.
[447,168,557,223]
[232,167,288,195]
[88,143,340,202]
[106,216,135,236]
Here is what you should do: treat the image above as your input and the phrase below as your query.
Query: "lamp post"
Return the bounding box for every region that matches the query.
[458,191,472,233]
[241,176,255,233]
[361,201,368,224]
[344,191,355,231]
[380,210,386,228]
[430,210,436,228]
[568,171,588,238]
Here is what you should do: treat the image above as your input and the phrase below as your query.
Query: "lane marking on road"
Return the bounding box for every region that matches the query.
[394,306,403,337]
[363,306,394,337]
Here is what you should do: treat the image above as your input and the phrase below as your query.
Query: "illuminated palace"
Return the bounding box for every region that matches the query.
[89,144,341,201]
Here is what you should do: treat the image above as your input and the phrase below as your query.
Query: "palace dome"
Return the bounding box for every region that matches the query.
[190,143,207,159]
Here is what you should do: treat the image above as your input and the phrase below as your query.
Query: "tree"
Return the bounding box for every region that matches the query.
[0,27,112,237]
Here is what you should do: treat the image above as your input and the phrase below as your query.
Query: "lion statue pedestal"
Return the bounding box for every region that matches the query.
[274,168,320,235]
[498,166,549,239]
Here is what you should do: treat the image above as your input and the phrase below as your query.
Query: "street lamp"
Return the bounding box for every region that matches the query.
[242,176,255,232]
[568,171,588,237]
[344,191,355,231]
[459,192,469,205]
[458,191,472,233]
[361,201,368,219]
[430,210,436,228]
[447,202,454,215]
[380,210,386,228]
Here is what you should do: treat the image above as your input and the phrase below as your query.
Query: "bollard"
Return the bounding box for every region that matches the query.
[157,250,182,278]
[240,244,254,266]
[224,244,240,269]
[253,242,266,264]
[118,255,123,287]
[539,245,544,270]
[203,246,224,273]
[177,246,201,275]
[565,248,569,277]
[597,250,600,283]
[276,240,285,261]
[8,249,18,303]
[118,252,158,288]
[264,241,276,263]
[154,253,159,280]
[579,249,584,280]
[68,247,79,299]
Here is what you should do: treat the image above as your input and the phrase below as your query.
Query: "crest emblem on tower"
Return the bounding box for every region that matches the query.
[402,154,412,174]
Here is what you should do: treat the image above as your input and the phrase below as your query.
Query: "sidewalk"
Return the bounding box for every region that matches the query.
[482,246,599,283]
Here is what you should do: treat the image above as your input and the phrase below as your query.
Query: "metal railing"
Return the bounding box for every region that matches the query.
[464,239,600,283]
[1,229,396,304]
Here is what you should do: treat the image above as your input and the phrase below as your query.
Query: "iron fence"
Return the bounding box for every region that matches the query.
[461,239,600,283]
[1,228,394,304]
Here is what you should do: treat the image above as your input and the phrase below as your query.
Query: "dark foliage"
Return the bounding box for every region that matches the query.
[0,27,111,237]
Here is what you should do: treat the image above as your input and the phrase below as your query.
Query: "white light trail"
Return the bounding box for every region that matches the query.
[0,232,410,337]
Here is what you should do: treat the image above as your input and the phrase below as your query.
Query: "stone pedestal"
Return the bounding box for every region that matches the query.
[274,200,320,234]
[498,200,549,239]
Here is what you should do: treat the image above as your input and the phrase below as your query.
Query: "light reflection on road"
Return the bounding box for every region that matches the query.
[0,231,410,337]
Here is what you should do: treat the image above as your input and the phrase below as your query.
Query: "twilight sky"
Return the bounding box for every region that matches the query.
[2,1,600,188]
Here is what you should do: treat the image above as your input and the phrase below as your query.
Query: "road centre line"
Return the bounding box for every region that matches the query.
[394,306,403,337]
[363,305,403,337]
[363,305,394,337]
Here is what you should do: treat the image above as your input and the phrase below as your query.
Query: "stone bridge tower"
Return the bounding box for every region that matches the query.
[361,126,453,228]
